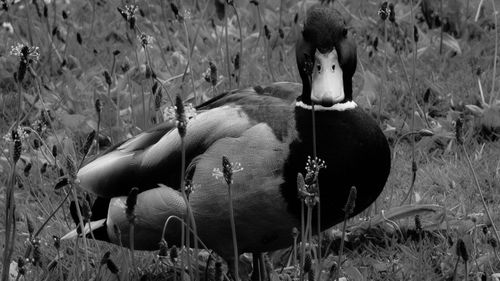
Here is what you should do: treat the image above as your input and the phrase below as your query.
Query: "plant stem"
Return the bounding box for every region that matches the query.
[227,182,239,280]
[224,1,232,90]
[490,0,499,104]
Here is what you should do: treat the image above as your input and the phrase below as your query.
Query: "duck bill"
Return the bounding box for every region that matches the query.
[310,49,345,107]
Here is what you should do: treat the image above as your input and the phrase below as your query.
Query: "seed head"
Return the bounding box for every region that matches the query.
[106,258,119,274]
[24,162,32,177]
[344,186,357,215]
[126,187,139,223]
[100,251,111,266]
[455,118,464,145]
[65,155,77,182]
[264,25,271,40]
[388,3,395,23]
[138,33,154,48]
[170,245,178,263]
[158,239,168,258]
[95,99,103,113]
[12,130,22,163]
[222,156,233,185]
[456,238,469,262]
[488,237,498,249]
[175,95,187,138]
[378,2,389,21]
[26,215,35,237]
[17,257,26,275]
[303,252,312,273]
[53,235,60,250]
[103,70,112,86]
[83,130,96,156]
[414,214,422,232]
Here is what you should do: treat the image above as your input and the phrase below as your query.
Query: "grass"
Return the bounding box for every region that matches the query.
[1,0,500,280]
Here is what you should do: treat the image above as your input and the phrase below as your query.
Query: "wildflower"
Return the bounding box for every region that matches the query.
[138,33,154,49]
[1,0,8,11]
[378,2,389,21]
[31,119,47,135]
[212,157,243,185]
[182,9,192,21]
[11,43,40,82]
[117,5,138,29]
[163,98,197,131]
[297,156,327,206]
[11,43,40,63]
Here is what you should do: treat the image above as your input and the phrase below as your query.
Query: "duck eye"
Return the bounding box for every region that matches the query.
[317,64,321,72]
[332,65,335,71]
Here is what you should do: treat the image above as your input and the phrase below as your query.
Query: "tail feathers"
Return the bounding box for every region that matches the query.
[61,219,107,240]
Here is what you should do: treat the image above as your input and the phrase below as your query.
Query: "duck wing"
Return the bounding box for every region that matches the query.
[77,83,300,198]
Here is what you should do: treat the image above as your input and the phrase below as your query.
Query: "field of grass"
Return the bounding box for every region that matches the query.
[1,0,500,280]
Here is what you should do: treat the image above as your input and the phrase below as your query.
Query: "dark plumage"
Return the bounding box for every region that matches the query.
[64,5,390,277]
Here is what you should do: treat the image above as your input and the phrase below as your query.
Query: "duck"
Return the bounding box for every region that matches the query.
[64,4,390,277]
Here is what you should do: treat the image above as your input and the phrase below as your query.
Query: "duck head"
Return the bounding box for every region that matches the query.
[296,6,357,107]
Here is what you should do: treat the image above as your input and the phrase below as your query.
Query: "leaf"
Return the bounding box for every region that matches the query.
[343,265,365,281]
[350,204,443,231]
[465,104,484,115]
